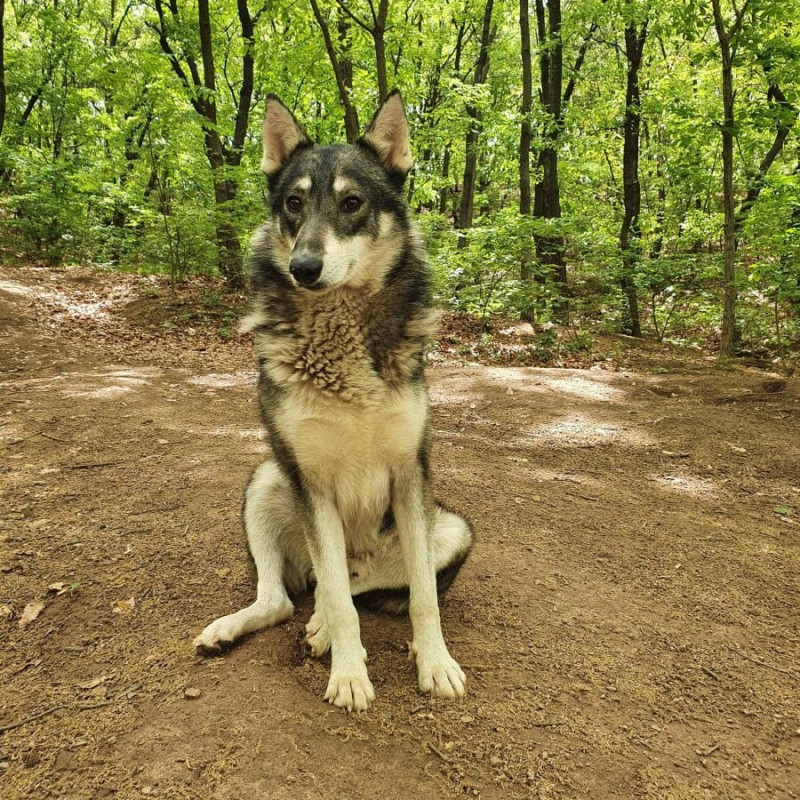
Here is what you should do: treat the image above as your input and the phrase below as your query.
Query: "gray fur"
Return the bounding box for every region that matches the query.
[194,92,472,711]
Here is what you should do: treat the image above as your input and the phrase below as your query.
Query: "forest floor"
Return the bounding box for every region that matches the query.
[1,264,799,800]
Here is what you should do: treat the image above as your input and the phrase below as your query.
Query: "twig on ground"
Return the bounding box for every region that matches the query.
[69,461,123,469]
[0,704,67,735]
[427,743,450,762]
[726,645,798,681]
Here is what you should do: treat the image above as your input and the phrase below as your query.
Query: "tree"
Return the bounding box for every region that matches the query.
[619,4,647,337]
[519,0,533,287]
[0,0,6,141]
[456,0,495,246]
[309,0,361,142]
[532,0,596,286]
[148,0,262,290]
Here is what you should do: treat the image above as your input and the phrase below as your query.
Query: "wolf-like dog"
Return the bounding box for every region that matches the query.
[193,91,473,711]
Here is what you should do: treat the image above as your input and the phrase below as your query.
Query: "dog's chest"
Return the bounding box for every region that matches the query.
[257,290,385,402]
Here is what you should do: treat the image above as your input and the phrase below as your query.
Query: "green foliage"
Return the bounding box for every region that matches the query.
[0,0,797,364]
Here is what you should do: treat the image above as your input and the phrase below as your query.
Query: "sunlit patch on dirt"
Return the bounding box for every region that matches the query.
[205,426,265,440]
[60,368,157,400]
[523,414,652,448]
[0,279,34,296]
[62,384,139,400]
[187,372,255,389]
[651,473,718,496]
[542,375,625,402]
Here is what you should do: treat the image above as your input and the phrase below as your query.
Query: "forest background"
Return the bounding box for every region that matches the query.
[0,0,797,368]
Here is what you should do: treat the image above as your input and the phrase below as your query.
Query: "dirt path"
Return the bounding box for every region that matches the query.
[1,267,799,799]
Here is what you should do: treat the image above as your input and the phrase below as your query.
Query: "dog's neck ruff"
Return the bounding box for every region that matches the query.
[247,287,437,405]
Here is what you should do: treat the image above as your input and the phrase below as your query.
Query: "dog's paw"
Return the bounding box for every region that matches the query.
[193,599,294,657]
[324,668,375,712]
[305,611,331,658]
[416,652,467,700]
[193,617,236,656]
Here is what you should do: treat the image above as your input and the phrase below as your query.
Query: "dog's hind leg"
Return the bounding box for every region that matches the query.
[194,461,297,655]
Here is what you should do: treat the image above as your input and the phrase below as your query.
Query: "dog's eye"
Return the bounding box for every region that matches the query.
[285,196,303,213]
[342,196,362,213]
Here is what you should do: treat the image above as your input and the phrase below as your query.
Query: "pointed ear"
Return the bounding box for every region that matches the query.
[261,95,312,176]
[359,90,413,175]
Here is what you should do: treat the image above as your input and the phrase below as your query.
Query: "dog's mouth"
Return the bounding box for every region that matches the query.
[292,275,329,292]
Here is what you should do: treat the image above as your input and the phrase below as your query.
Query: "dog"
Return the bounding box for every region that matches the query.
[193,91,473,711]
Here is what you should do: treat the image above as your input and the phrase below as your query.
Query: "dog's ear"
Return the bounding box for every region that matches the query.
[359,90,413,176]
[261,96,312,176]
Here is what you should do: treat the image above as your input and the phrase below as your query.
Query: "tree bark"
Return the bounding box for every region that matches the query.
[734,78,797,236]
[519,0,533,272]
[456,0,495,246]
[310,0,360,141]
[151,0,259,290]
[711,0,751,358]
[619,14,647,337]
[0,0,6,141]
[532,0,594,287]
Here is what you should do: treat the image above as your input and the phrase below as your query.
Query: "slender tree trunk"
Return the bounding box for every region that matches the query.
[0,0,6,141]
[711,0,744,358]
[532,0,565,284]
[456,0,495,247]
[734,77,797,236]
[619,15,647,337]
[519,0,534,303]
[531,2,596,289]
[197,0,244,289]
[373,0,389,99]
[310,0,360,141]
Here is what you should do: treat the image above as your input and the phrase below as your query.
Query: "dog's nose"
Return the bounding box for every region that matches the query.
[289,252,323,286]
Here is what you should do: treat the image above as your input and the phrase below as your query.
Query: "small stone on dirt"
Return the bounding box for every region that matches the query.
[184,687,201,699]
[18,600,45,629]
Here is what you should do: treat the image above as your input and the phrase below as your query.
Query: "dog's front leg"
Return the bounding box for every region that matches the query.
[307,494,374,711]
[394,466,467,699]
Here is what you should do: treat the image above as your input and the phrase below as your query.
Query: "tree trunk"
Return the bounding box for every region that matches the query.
[0,0,6,141]
[711,0,741,358]
[456,0,494,246]
[619,14,647,337]
[519,0,534,296]
[533,0,565,285]
[198,0,245,290]
[373,0,389,99]
[310,0,360,142]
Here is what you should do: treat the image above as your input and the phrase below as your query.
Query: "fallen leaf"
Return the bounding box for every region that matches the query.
[78,674,115,690]
[18,601,45,629]
[112,598,135,615]
[47,582,67,595]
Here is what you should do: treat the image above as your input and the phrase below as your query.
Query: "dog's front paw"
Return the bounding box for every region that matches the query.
[324,667,375,712]
[305,611,331,658]
[416,650,467,700]
[193,598,294,656]
[193,615,239,656]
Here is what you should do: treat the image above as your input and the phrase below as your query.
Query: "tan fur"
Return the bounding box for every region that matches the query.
[362,93,413,173]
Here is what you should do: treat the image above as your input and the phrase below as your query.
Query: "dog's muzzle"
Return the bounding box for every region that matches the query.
[289,252,323,287]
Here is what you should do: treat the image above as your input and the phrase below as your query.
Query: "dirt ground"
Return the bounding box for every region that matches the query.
[1,265,799,800]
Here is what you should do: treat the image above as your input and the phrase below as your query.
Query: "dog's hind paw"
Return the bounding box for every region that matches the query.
[324,669,375,712]
[417,653,467,700]
[305,611,331,658]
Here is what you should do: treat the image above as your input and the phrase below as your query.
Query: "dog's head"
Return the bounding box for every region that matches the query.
[260,92,413,293]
